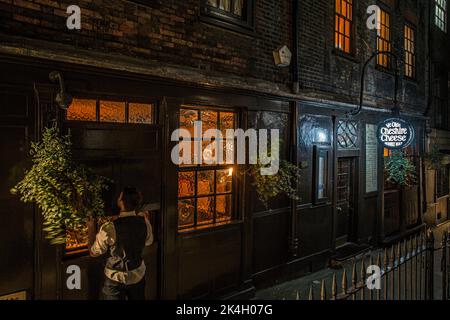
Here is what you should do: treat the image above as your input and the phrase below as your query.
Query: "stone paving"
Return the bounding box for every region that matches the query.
[255,222,450,300]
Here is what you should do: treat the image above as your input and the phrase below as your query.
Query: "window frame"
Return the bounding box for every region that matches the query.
[65,96,157,126]
[313,145,331,205]
[376,7,392,70]
[334,0,354,55]
[201,0,255,33]
[176,105,240,232]
[436,164,450,199]
[404,23,416,79]
[435,0,448,33]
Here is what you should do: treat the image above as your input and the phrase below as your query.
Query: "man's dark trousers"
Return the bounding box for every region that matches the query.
[102,277,145,300]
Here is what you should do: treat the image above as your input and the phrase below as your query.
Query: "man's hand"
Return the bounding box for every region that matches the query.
[87,216,97,247]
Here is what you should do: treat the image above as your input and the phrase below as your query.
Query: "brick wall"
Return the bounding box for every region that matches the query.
[297,0,429,114]
[0,0,292,86]
[0,0,433,114]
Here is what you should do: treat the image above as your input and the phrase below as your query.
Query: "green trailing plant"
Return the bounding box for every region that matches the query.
[423,146,444,170]
[11,126,110,245]
[384,150,416,187]
[245,159,302,208]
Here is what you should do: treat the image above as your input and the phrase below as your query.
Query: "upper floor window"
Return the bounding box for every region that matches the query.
[203,0,253,30]
[66,98,155,124]
[435,0,448,32]
[334,0,353,54]
[376,9,392,69]
[437,164,450,198]
[404,24,416,79]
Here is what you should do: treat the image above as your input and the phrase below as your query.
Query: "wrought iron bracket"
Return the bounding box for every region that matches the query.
[348,50,401,118]
[49,71,72,110]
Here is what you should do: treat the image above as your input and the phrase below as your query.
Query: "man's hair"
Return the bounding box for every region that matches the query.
[121,186,141,211]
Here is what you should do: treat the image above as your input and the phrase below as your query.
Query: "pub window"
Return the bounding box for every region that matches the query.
[436,164,450,198]
[313,146,330,204]
[334,0,353,54]
[177,107,237,231]
[66,98,155,124]
[435,0,448,32]
[404,24,416,79]
[203,0,253,30]
[376,8,392,68]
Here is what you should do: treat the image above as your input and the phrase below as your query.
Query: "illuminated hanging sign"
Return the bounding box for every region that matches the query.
[377,118,414,149]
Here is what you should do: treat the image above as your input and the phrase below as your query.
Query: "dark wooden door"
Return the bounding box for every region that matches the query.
[0,87,35,299]
[62,121,162,299]
[336,157,357,246]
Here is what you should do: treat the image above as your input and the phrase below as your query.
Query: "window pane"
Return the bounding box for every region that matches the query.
[201,110,218,133]
[216,168,233,193]
[220,112,235,135]
[197,196,214,225]
[178,171,195,197]
[317,151,328,200]
[223,139,235,164]
[66,227,88,251]
[203,140,222,165]
[180,109,198,137]
[216,194,232,222]
[129,103,153,124]
[233,0,244,16]
[100,101,125,123]
[67,98,96,121]
[219,0,231,12]
[197,170,215,195]
[178,199,195,228]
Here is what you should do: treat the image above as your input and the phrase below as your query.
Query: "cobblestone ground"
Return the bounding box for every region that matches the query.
[255,222,450,300]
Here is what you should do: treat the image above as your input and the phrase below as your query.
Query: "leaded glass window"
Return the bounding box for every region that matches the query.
[435,0,448,33]
[177,106,237,231]
[67,98,155,124]
[337,120,359,150]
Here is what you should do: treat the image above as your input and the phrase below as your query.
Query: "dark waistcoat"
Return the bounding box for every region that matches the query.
[105,215,147,272]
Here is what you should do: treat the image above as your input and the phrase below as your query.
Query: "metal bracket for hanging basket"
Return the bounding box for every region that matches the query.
[49,71,72,110]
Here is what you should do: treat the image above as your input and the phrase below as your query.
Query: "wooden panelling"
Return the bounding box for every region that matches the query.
[384,190,400,236]
[0,91,34,298]
[68,126,158,152]
[177,226,242,299]
[297,205,333,257]
[252,210,289,273]
[0,93,28,117]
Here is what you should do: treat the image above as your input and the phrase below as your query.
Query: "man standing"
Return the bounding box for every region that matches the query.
[88,186,153,300]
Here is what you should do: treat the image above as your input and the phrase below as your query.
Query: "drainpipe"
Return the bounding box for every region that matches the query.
[422,1,433,215]
[423,0,433,119]
[292,0,300,94]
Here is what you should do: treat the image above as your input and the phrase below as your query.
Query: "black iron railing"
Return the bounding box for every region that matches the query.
[304,228,450,300]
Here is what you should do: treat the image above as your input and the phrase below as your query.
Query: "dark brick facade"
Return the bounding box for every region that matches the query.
[297,0,429,114]
[0,0,292,86]
[0,0,437,113]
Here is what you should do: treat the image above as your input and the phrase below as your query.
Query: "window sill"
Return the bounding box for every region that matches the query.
[375,64,396,76]
[332,49,359,63]
[199,15,255,37]
[177,219,242,236]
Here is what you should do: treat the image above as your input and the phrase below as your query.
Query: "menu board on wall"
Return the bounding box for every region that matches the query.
[365,124,378,193]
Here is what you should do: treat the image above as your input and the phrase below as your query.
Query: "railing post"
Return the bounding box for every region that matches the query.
[425,229,435,300]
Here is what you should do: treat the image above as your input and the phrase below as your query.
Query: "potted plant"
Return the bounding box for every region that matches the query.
[384,150,417,187]
[244,159,302,209]
[11,126,110,245]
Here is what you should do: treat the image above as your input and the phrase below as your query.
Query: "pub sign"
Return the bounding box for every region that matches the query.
[377,118,414,150]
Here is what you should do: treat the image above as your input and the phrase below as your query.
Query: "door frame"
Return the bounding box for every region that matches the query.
[335,156,359,246]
